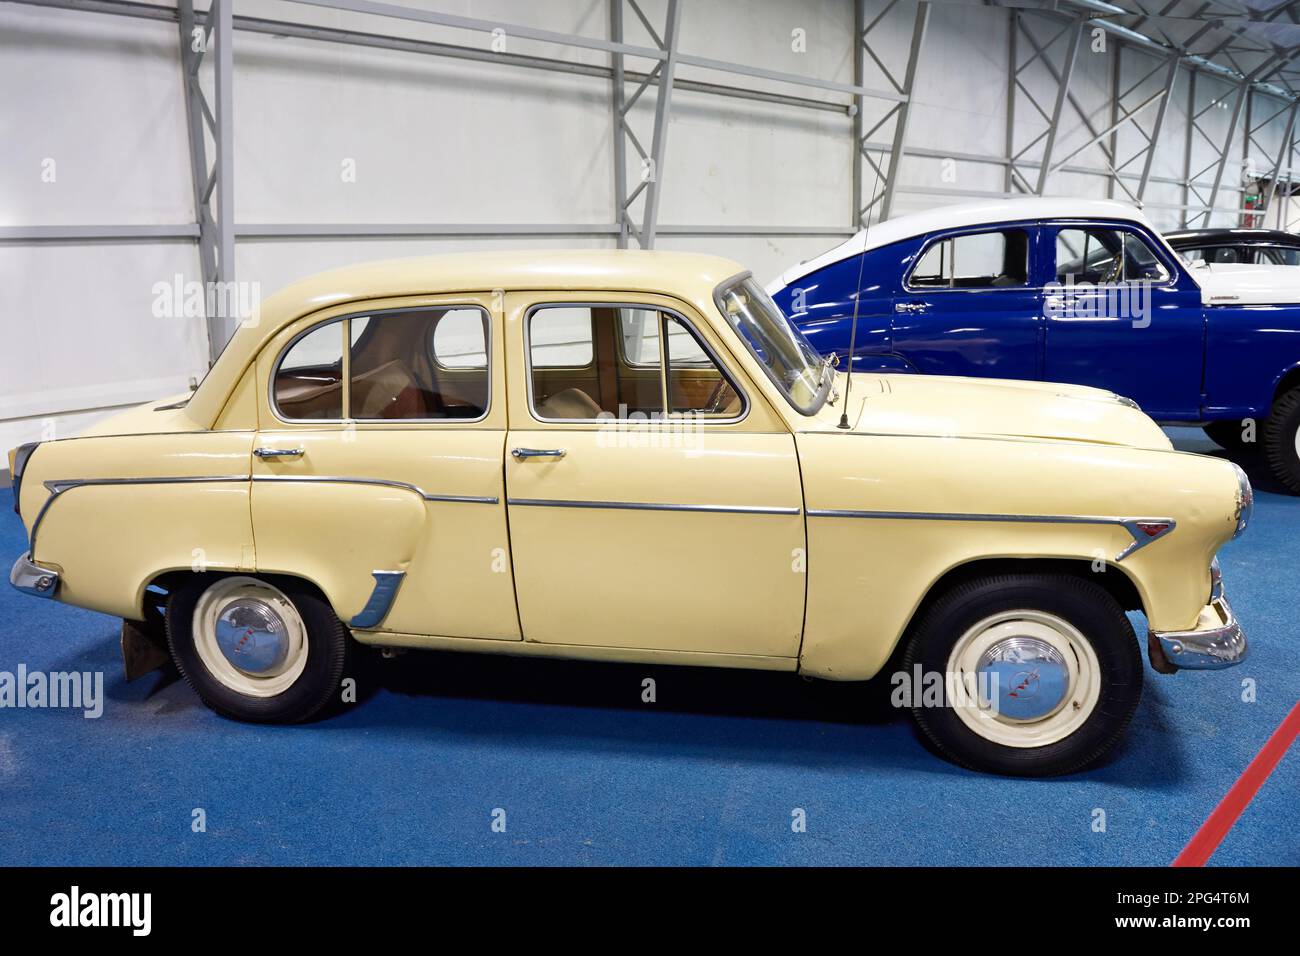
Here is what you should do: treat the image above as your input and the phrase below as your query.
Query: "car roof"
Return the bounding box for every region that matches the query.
[184,249,747,428]
[770,197,1161,290]
[1164,227,1300,247]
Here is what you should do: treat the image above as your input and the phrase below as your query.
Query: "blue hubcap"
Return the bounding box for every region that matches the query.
[976,636,1070,722]
[214,599,290,675]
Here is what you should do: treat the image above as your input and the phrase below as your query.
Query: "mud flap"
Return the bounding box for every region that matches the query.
[1147,630,1178,674]
[121,618,170,681]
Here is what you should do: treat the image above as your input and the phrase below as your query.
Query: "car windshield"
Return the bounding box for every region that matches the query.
[714,273,830,415]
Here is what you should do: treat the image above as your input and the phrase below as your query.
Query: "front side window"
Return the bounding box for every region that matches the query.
[527,304,743,420]
[714,274,829,415]
[1056,227,1170,284]
[910,229,1029,289]
[273,306,490,422]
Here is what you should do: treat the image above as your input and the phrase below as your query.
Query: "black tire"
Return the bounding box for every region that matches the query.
[1202,419,1250,452]
[166,574,351,723]
[1263,386,1300,494]
[901,574,1142,777]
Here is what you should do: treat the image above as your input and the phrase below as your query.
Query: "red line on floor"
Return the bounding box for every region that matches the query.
[1173,700,1300,867]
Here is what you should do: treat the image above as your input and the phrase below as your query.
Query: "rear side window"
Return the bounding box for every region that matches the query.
[273,321,345,420]
[909,229,1029,289]
[273,306,490,422]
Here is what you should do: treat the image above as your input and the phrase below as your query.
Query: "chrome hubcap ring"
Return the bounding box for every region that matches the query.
[946,609,1102,749]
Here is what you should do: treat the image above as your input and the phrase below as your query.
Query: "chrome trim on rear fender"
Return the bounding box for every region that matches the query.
[1152,596,1246,670]
[29,475,249,552]
[11,442,40,516]
[350,571,406,628]
[10,552,60,599]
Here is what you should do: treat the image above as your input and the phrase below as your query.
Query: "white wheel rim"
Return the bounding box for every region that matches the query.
[1293,420,1300,460]
[192,577,308,698]
[945,609,1101,749]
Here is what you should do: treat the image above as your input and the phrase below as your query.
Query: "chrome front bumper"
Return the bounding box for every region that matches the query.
[9,552,60,599]
[1152,595,1246,670]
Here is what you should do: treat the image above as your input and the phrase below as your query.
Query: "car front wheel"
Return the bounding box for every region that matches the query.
[1263,385,1300,494]
[166,574,350,723]
[902,573,1142,776]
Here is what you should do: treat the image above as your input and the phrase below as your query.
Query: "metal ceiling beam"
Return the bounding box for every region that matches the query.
[880,1,932,218]
[281,0,905,102]
[7,0,852,115]
[1035,17,1085,194]
[1137,56,1182,199]
[1260,103,1299,227]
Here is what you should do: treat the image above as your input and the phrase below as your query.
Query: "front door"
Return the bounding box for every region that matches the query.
[1044,222,1204,419]
[503,291,806,659]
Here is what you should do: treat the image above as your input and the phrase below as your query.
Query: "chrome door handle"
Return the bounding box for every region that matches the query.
[895,302,929,314]
[511,447,566,460]
[254,446,305,459]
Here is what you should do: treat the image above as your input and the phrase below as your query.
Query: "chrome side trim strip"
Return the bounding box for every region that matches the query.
[805,508,1175,562]
[508,498,800,516]
[30,472,500,553]
[31,475,249,551]
[250,474,498,504]
[350,570,406,629]
[806,508,1117,524]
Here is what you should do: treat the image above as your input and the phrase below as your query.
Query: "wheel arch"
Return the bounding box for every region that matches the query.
[1270,361,1300,406]
[897,556,1146,659]
[143,567,338,619]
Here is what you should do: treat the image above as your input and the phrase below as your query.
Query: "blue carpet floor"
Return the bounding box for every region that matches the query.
[0,426,1296,866]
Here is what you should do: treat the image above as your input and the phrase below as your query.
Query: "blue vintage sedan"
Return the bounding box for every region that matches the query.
[767,198,1300,493]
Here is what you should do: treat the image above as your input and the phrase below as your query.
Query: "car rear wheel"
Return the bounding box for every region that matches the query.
[166,574,350,723]
[1202,419,1249,452]
[1263,386,1300,494]
[902,574,1142,776]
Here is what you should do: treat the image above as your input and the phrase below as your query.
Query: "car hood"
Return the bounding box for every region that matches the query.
[1194,261,1300,305]
[840,374,1172,450]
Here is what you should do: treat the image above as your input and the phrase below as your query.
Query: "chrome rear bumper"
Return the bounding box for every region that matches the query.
[10,552,60,599]
[1152,596,1246,670]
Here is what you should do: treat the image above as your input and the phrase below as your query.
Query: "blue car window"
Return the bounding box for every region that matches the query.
[910,229,1029,289]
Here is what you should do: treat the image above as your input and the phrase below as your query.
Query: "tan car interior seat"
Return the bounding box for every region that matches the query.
[538,387,604,419]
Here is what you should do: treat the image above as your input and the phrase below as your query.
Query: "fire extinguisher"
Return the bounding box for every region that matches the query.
[1244,190,1262,228]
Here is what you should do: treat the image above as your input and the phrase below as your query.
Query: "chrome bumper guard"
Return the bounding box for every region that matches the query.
[1153,595,1246,670]
[10,552,60,599]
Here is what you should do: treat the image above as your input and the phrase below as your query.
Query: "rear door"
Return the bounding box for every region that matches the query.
[1044,222,1204,418]
[251,294,520,640]
[891,224,1044,380]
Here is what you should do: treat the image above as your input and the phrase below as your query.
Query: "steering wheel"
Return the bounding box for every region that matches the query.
[1100,253,1124,285]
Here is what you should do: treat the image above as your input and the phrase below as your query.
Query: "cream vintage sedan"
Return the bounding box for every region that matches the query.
[9,251,1250,775]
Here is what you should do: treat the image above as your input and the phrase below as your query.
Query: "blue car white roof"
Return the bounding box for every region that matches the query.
[767,197,1161,292]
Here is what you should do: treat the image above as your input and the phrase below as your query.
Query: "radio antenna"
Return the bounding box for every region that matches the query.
[837,151,883,429]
